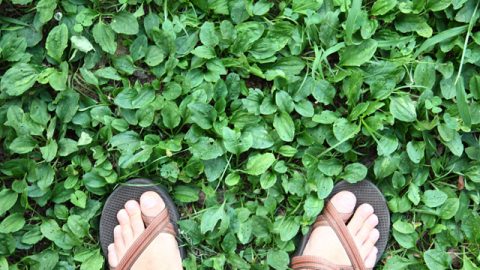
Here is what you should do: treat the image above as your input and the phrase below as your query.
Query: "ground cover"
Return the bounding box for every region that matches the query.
[0,0,480,269]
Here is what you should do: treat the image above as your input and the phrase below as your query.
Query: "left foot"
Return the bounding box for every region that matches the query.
[107,191,183,270]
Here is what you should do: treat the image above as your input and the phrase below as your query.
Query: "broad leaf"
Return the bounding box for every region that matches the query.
[92,22,117,55]
[1,63,38,96]
[273,112,295,142]
[390,96,417,122]
[245,153,276,176]
[46,24,68,62]
[339,39,378,66]
[111,12,139,35]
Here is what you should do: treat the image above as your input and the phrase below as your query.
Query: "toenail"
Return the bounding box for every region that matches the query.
[360,204,374,214]
[125,201,138,211]
[332,191,356,212]
[342,191,356,200]
[142,196,157,208]
[334,191,356,201]
[369,215,379,226]
[117,209,128,219]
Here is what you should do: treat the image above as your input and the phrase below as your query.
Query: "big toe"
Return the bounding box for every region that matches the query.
[140,191,166,225]
[329,191,356,221]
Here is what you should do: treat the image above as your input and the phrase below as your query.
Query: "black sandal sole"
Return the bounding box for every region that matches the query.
[294,180,390,265]
[99,178,186,261]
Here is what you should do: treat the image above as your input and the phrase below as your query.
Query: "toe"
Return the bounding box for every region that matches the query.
[329,191,356,221]
[355,214,379,244]
[125,200,145,238]
[347,203,374,235]
[108,244,118,268]
[364,247,378,268]
[361,229,380,258]
[117,209,134,245]
[114,225,126,255]
[140,191,166,225]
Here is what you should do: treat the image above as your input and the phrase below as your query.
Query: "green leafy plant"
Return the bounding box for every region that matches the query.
[1,0,480,269]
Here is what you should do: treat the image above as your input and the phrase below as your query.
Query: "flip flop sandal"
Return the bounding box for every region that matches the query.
[99,178,186,270]
[291,180,390,270]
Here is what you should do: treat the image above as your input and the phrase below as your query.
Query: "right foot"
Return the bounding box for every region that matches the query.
[107,191,183,270]
[302,191,380,268]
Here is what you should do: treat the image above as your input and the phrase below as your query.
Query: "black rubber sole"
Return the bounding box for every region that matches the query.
[99,178,186,261]
[294,180,390,265]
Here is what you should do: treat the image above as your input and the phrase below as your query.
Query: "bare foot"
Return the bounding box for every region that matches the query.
[303,191,380,268]
[107,191,183,270]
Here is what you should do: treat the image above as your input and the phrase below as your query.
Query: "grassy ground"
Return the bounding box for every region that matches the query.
[1,0,480,269]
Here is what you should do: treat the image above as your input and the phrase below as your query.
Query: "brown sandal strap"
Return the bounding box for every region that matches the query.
[291,255,353,270]
[142,212,176,236]
[142,213,156,226]
[324,202,366,270]
[291,202,366,270]
[115,209,172,270]
[313,211,352,229]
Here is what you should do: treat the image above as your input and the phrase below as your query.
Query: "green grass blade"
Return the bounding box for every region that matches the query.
[345,0,362,45]
[455,79,472,127]
[455,1,479,84]
[414,25,468,58]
